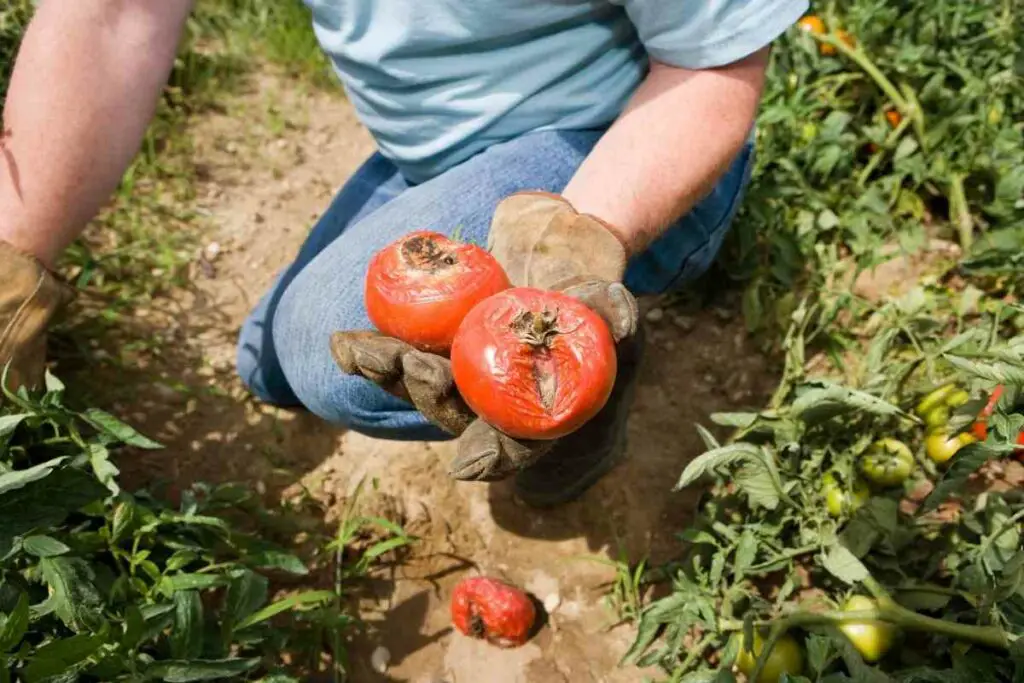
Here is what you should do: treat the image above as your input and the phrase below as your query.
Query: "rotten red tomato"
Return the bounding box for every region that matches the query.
[365,231,510,354]
[450,287,617,440]
[451,576,536,648]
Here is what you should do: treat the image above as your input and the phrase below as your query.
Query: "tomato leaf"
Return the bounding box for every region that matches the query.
[0,456,68,496]
[233,590,335,631]
[675,443,762,490]
[0,592,28,652]
[821,545,870,585]
[160,573,229,595]
[39,557,106,633]
[88,443,120,496]
[732,531,759,579]
[143,658,260,682]
[79,408,163,449]
[805,633,837,676]
[734,460,783,511]
[0,465,107,555]
[171,591,204,660]
[22,632,104,682]
[21,535,70,558]
[790,380,906,424]
[223,569,269,633]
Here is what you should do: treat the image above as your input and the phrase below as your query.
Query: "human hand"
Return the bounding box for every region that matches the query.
[332,192,639,481]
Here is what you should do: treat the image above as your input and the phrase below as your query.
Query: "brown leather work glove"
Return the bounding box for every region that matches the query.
[332,192,639,481]
[0,240,74,394]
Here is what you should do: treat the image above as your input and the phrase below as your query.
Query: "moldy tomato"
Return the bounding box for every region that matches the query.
[365,231,510,354]
[735,631,804,683]
[858,438,914,487]
[450,576,536,648]
[450,287,616,440]
[838,596,896,663]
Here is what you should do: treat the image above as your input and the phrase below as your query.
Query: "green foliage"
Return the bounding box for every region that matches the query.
[626,299,1024,680]
[725,0,1023,342]
[624,1,1024,678]
[0,376,414,680]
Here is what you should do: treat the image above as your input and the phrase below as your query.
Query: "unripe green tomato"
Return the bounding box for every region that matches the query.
[735,632,805,683]
[858,439,915,487]
[838,596,896,663]
[925,431,977,465]
[915,384,957,417]
[922,405,950,431]
[823,473,870,517]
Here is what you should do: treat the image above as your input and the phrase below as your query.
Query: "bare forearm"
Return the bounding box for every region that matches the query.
[562,49,769,255]
[0,0,193,267]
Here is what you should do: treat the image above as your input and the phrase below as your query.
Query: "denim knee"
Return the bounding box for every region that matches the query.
[270,271,451,441]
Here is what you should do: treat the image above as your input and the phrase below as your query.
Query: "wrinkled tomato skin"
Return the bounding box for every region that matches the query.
[365,231,510,354]
[450,287,617,440]
[450,577,536,648]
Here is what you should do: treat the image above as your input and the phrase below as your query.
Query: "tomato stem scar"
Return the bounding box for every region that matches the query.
[401,234,459,271]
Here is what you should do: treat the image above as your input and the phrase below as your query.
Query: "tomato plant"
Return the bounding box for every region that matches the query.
[450,287,617,440]
[365,231,510,354]
[734,632,804,683]
[451,577,537,648]
[858,438,914,487]
[838,596,896,663]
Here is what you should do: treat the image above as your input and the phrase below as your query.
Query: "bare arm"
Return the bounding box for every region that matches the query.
[562,48,770,255]
[0,0,194,267]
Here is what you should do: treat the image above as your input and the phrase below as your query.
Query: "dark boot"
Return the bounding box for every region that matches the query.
[513,325,645,508]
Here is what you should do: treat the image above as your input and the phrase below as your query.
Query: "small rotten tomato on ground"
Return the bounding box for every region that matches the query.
[450,576,537,648]
[450,287,617,440]
[365,231,510,354]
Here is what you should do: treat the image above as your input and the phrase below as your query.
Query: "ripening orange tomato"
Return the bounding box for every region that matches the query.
[450,287,617,440]
[797,15,827,35]
[365,231,511,354]
[885,109,903,128]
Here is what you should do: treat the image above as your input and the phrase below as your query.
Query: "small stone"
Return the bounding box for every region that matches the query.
[645,307,665,323]
[543,593,562,614]
[672,315,695,332]
[371,646,391,674]
[713,307,734,322]
[252,212,265,225]
[663,341,676,351]
[203,242,222,261]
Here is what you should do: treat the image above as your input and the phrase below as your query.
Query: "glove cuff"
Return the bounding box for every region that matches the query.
[488,191,628,291]
[0,239,75,391]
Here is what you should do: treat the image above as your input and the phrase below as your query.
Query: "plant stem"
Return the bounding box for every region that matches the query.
[721,603,1012,650]
[949,173,973,250]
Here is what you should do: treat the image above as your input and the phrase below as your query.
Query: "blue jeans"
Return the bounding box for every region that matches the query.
[236,129,754,441]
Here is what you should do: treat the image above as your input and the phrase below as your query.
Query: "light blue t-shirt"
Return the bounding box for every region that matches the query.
[305,0,808,183]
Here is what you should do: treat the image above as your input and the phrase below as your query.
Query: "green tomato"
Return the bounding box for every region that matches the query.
[735,632,805,683]
[922,405,951,430]
[823,473,870,517]
[925,431,976,465]
[859,439,915,487]
[915,384,957,417]
[838,596,896,663]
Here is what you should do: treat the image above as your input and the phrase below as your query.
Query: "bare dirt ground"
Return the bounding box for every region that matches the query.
[83,71,779,682]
